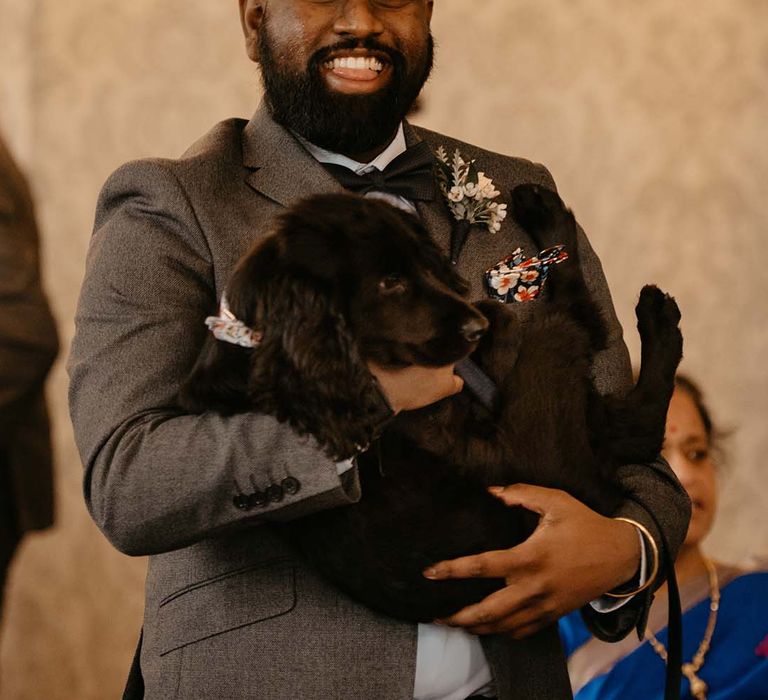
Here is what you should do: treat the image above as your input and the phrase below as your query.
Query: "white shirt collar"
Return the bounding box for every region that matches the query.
[297,123,407,175]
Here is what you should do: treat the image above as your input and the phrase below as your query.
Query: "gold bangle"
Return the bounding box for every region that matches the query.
[602,517,660,599]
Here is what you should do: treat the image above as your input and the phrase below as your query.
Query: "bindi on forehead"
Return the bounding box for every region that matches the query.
[667,423,679,434]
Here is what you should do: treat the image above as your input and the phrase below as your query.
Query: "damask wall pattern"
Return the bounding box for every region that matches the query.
[0,1,765,697]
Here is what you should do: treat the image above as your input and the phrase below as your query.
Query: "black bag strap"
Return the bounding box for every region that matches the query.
[455,358,499,411]
[643,502,683,700]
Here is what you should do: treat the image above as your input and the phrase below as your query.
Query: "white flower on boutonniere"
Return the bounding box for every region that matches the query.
[435,147,507,234]
[435,146,507,263]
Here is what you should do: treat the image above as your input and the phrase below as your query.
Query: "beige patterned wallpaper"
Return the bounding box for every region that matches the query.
[1,1,766,697]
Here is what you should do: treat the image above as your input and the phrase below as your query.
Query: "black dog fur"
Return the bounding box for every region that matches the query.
[181,188,683,622]
[182,196,486,461]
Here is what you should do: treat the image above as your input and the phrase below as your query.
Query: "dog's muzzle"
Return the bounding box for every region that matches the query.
[461,317,488,343]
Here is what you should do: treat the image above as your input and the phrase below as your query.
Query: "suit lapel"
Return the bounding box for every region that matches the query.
[241,103,345,207]
[403,121,454,257]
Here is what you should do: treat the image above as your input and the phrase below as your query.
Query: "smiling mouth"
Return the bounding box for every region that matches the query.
[323,53,389,84]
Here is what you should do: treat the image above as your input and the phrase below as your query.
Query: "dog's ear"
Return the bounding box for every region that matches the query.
[246,267,384,461]
[212,233,382,460]
[178,238,282,414]
[180,214,387,459]
[179,330,255,414]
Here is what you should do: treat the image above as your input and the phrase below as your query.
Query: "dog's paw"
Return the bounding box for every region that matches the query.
[637,285,681,325]
[636,285,683,351]
[510,184,576,251]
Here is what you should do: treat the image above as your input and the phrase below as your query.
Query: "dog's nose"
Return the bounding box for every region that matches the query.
[461,317,488,343]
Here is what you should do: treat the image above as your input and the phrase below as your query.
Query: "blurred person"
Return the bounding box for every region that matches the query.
[0,131,58,623]
[559,375,768,699]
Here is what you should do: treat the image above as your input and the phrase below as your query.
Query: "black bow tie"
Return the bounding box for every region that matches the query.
[322,141,437,202]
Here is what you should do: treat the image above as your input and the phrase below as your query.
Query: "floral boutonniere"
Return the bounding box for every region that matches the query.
[435,146,507,263]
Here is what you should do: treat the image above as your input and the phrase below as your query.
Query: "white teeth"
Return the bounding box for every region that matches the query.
[325,56,384,73]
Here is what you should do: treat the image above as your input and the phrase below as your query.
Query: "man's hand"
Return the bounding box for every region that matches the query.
[368,362,463,413]
[422,484,640,638]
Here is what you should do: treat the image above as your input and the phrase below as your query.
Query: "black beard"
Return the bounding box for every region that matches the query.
[258,27,434,156]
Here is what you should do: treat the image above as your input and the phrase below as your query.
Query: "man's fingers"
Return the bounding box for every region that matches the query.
[367,362,462,411]
[438,366,463,396]
[436,585,556,638]
[437,585,528,628]
[428,367,462,403]
[423,548,518,581]
[487,483,567,516]
[470,619,548,639]
[451,372,465,394]
[462,617,548,638]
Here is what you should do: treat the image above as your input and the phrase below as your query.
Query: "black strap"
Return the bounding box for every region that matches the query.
[455,358,499,411]
[623,494,682,699]
[655,515,683,699]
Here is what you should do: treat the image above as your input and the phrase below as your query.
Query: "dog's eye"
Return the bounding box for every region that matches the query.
[378,274,407,294]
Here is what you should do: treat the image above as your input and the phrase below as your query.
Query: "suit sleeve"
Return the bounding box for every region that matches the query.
[573,216,691,640]
[68,160,361,556]
[0,149,58,439]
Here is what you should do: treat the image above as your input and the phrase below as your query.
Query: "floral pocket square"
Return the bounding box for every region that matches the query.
[485,245,569,303]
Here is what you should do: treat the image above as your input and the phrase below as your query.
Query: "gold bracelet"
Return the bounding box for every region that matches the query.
[602,516,660,599]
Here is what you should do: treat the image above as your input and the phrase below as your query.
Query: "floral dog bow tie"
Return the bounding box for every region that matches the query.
[485,245,569,303]
[205,295,263,348]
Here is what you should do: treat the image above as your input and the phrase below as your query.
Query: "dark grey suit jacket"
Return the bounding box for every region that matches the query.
[68,104,690,699]
[0,134,57,535]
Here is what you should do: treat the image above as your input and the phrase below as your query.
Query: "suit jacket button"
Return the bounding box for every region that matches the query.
[281,477,301,495]
[249,490,268,508]
[266,484,284,503]
[233,494,251,511]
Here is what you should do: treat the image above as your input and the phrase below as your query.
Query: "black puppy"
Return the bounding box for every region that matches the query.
[182,195,486,461]
[181,188,683,622]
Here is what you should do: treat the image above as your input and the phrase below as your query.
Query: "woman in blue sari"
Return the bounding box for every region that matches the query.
[559,375,768,699]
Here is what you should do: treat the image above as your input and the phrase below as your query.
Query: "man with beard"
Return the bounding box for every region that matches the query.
[69,1,689,698]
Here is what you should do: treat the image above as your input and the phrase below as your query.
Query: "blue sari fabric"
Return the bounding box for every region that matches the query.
[559,572,768,699]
